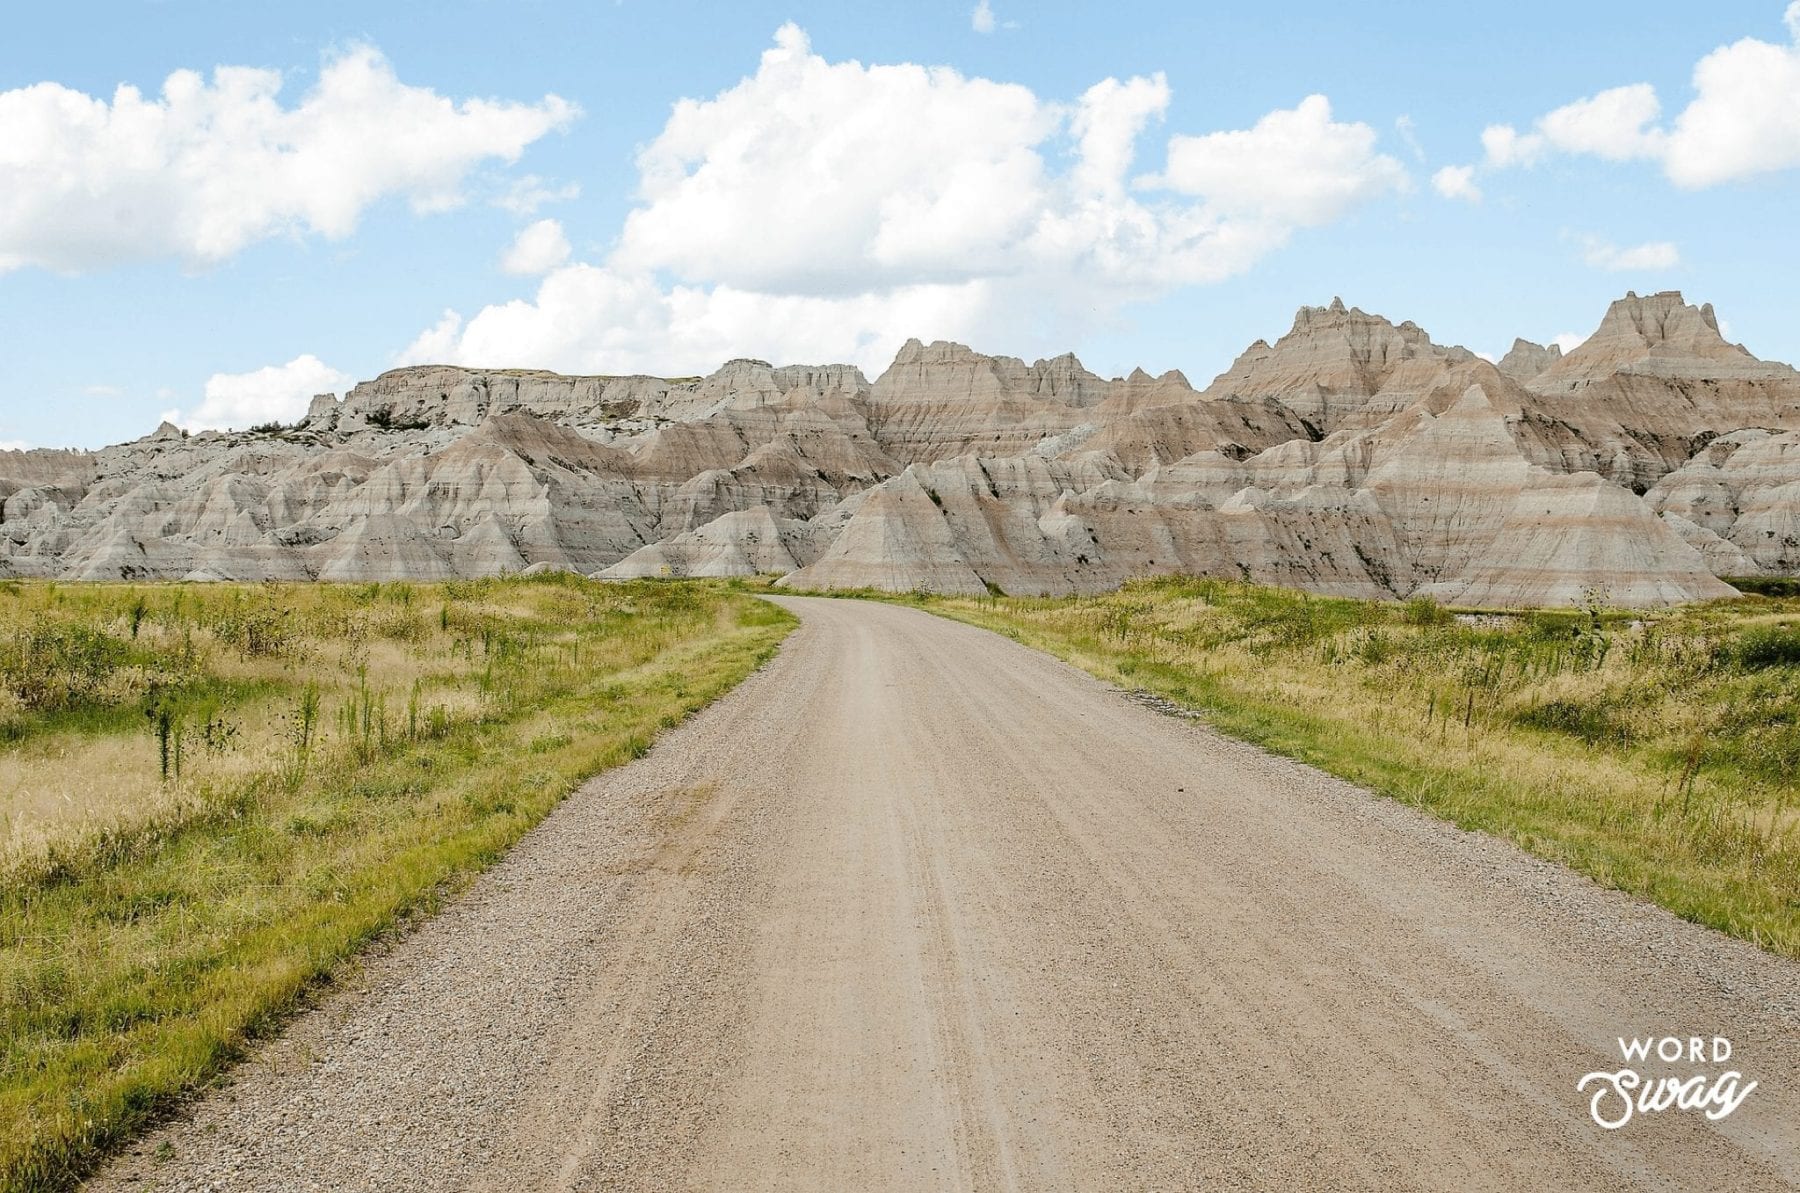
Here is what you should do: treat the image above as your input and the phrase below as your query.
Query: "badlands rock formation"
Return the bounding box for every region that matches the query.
[4,291,1795,606]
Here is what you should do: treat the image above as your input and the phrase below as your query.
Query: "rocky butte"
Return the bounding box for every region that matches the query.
[4,291,1797,607]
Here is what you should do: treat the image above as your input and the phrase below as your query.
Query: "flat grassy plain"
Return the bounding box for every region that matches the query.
[0,576,794,1192]
[873,579,1800,959]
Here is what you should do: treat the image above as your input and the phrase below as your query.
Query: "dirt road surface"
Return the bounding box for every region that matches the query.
[93,596,1800,1191]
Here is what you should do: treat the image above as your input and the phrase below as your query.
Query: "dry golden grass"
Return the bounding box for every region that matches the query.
[0,579,676,865]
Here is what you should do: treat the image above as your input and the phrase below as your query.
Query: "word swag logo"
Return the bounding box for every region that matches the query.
[1578,1036,1757,1129]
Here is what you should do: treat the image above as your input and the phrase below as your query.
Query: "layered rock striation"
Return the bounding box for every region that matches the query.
[4,291,1790,606]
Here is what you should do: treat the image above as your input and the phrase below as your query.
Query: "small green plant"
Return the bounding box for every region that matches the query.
[144,689,183,782]
[1734,625,1800,670]
[1402,594,1451,626]
[196,705,239,756]
[283,680,322,788]
[295,681,320,753]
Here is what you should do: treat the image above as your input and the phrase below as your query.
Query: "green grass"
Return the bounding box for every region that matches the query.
[1726,575,1800,599]
[0,576,794,1192]
[854,578,1800,959]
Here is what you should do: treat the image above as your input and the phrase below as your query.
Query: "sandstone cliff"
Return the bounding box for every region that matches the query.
[4,291,1792,607]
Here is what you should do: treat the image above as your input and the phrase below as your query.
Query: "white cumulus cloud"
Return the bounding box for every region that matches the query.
[1431,164,1482,202]
[500,218,572,275]
[1150,95,1409,226]
[169,354,352,431]
[1552,331,1587,354]
[1579,236,1681,272]
[1664,18,1800,186]
[0,45,576,273]
[972,0,997,33]
[1071,74,1170,198]
[1471,10,1800,188]
[404,25,1407,376]
[1540,84,1666,161]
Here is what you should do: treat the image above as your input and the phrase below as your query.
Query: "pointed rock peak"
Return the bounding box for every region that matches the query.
[149,420,185,441]
[1562,290,1750,369]
[1127,367,1155,383]
[1029,351,1104,396]
[1159,368,1192,388]
[1279,297,1437,352]
[892,337,927,364]
[1528,290,1796,389]
[889,465,937,497]
[1496,338,1563,381]
[1288,296,1392,335]
[1451,382,1500,413]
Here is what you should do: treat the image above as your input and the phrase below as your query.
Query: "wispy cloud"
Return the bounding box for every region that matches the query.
[1394,114,1425,162]
[1579,235,1680,272]
[495,174,581,216]
[970,0,1017,32]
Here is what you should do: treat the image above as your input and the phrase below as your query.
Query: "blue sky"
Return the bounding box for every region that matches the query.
[2,0,1798,448]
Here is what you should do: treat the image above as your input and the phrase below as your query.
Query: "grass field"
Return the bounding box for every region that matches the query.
[6,572,1797,1186]
[0,575,794,1192]
[874,579,1800,959]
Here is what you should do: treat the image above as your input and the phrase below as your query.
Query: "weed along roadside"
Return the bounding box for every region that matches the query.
[0,576,795,1192]
[837,576,1800,959]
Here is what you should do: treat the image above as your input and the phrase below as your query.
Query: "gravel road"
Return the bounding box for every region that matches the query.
[93,596,1800,1191]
